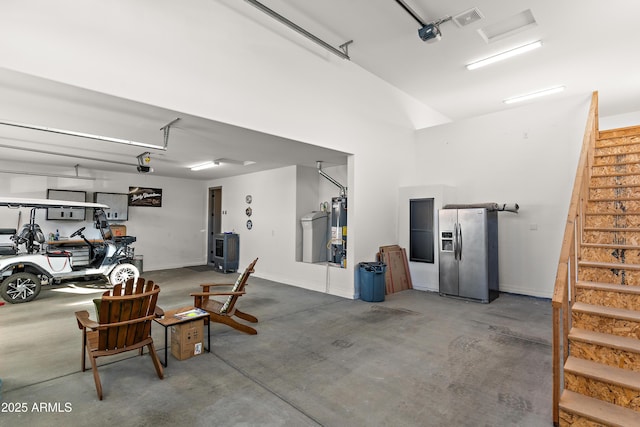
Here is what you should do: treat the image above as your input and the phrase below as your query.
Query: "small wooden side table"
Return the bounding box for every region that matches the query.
[153,306,210,367]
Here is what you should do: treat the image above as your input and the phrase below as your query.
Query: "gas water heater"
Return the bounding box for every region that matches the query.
[330,196,347,267]
[317,161,347,268]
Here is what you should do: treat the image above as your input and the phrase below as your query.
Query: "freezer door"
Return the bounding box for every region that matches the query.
[458,208,489,301]
[438,209,458,296]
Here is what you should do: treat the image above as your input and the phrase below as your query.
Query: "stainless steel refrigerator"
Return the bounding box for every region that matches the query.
[438,208,499,303]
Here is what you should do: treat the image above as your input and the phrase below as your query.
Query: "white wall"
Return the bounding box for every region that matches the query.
[397,186,457,292]
[0,163,207,272]
[206,166,352,298]
[412,95,591,298]
[600,109,640,131]
[0,0,447,298]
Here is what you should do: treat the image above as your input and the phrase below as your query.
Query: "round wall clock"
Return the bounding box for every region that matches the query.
[246,219,253,230]
[245,195,252,204]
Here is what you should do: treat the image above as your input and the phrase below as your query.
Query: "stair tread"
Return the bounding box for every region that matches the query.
[581,243,640,250]
[578,260,640,270]
[583,227,640,232]
[559,389,640,426]
[595,151,640,158]
[591,172,640,178]
[572,301,640,322]
[590,183,640,189]
[585,212,640,216]
[577,281,640,294]
[565,356,640,391]
[589,197,640,202]
[569,327,640,354]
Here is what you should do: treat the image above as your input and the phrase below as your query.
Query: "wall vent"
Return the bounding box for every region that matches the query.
[452,7,484,27]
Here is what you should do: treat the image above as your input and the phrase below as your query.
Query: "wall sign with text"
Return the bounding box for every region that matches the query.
[128,187,162,207]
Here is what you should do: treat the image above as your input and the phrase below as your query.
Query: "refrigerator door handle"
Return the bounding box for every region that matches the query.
[454,222,459,260]
[457,223,463,260]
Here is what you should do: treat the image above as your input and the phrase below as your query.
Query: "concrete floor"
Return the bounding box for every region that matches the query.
[0,267,552,426]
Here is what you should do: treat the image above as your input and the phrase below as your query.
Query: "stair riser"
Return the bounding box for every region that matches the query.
[583,230,640,245]
[593,164,640,176]
[565,372,640,412]
[596,136,640,150]
[572,311,640,339]
[591,175,640,188]
[594,153,640,165]
[579,267,640,285]
[581,247,640,264]
[586,200,640,214]
[591,187,640,200]
[570,340,640,373]
[559,410,608,426]
[585,215,640,228]
[575,288,640,309]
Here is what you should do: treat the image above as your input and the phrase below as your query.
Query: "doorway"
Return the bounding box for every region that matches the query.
[208,187,222,266]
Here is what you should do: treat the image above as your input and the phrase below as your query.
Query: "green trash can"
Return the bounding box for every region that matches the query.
[359,262,386,302]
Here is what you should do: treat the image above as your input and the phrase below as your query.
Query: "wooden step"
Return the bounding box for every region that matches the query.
[591,171,640,178]
[590,183,640,190]
[591,175,640,188]
[577,281,640,294]
[559,389,640,426]
[598,126,640,140]
[582,243,640,250]
[564,356,640,411]
[569,327,640,372]
[582,231,640,249]
[595,149,640,159]
[576,281,640,309]
[581,246,640,265]
[584,213,640,229]
[586,201,640,214]
[579,261,640,271]
[572,302,640,338]
[591,188,640,200]
[594,158,640,168]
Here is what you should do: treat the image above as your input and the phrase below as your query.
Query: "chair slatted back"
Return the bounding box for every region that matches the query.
[97,278,159,351]
[220,258,258,314]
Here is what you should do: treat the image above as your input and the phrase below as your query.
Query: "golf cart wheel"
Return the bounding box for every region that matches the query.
[109,263,139,286]
[0,272,42,303]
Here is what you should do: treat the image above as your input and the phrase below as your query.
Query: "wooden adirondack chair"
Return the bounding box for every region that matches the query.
[75,277,163,400]
[191,258,259,335]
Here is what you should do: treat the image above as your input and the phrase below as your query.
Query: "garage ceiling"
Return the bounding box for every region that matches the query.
[1,0,639,180]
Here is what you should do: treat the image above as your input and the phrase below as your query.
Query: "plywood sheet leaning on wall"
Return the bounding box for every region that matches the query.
[377,245,413,294]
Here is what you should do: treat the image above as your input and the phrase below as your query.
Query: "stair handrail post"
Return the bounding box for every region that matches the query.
[551,91,598,426]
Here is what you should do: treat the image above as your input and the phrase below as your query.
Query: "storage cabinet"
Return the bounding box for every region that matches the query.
[94,192,129,221]
[47,189,86,221]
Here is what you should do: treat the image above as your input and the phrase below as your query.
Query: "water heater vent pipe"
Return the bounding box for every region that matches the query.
[317,161,347,196]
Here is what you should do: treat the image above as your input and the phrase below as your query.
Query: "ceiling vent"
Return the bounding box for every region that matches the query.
[452,7,484,27]
[478,9,537,43]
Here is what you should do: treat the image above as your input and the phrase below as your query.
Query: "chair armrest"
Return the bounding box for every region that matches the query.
[75,310,99,330]
[155,306,165,318]
[191,291,246,297]
[199,283,234,287]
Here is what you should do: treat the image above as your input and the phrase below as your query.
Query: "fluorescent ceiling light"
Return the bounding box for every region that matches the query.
[190,161,219,171]
[503,86,565,104]
[467,40,542,70]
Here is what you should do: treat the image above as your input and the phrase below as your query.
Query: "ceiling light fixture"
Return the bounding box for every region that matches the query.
[467,40,542,70]
[503,85,565,104]
[190,161,219,171]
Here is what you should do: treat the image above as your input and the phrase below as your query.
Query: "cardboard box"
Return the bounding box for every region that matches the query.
[170,319,204,361]
[110,224,126,237]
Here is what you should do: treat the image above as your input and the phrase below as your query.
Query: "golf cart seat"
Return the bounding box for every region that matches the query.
[114,235,136,245]
[0,228,17,255]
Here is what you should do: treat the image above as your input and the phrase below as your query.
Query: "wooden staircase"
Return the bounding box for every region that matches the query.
[557,125,640,426]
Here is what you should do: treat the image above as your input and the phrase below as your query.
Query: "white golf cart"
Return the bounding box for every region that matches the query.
[0,197,140,303]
